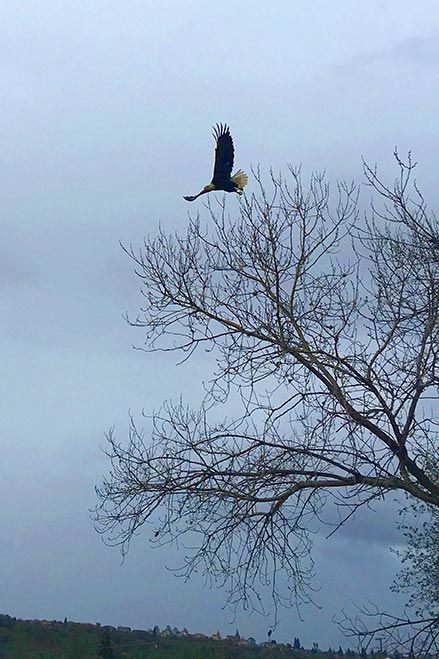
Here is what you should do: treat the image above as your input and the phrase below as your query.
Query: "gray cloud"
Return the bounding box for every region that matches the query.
[336,35,439,75]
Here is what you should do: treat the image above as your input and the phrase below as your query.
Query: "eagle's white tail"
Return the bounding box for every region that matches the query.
[231,169,248,191]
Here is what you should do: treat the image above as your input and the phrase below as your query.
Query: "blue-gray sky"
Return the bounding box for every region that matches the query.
[1,0,438,649]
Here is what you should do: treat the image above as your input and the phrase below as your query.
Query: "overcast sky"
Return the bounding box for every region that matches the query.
[1,0,438,650]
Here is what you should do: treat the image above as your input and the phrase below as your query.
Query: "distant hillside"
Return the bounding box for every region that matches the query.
[0,613,377,659]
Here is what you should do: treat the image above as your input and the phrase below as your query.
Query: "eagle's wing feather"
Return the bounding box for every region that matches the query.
[212,123,234,183]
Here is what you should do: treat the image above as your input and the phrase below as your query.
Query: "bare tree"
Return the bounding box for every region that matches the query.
[94,153,439,623]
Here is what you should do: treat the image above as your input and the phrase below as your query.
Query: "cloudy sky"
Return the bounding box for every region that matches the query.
[1,0,438,650]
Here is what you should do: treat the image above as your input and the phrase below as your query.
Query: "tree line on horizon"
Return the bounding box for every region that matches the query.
[0,613,400,659]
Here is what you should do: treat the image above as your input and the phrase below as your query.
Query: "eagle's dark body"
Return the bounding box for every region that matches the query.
[183,124,247,202]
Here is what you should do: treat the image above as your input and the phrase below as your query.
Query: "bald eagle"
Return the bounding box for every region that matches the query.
[183,124,248,202]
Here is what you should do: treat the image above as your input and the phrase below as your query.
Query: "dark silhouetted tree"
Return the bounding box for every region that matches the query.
[95,154,439,628]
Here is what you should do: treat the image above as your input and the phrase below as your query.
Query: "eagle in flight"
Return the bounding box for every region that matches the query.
[183,124,248,202]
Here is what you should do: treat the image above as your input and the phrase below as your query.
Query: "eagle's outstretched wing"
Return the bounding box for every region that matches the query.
[211,123,234,183]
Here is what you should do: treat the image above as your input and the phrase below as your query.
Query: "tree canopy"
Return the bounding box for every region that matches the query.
[94,153,439,628]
